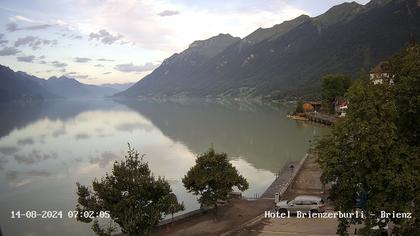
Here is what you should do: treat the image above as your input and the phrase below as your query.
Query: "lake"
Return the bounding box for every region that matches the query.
[0,99,328,236]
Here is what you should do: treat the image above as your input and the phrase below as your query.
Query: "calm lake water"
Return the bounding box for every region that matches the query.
[0,99,327,236]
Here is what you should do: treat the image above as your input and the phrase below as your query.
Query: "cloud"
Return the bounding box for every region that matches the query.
[14,36,57,50]
[14,36,37,47]
[0,156,7,170]
[17,55,35,63]
[90,151,118,168]
[0,47,20,56]
[75,133,90,140]
[14,150,58,165]
[6,170,52,181]
[10,15,36,23]
[114,62,159,73]
[69,34,83,40]
[6,22,53,32]
[51,60,67,68]
[115,122,153,132]
[6,22,19,32]
[42,39,58,46]
[103,72,112,75]
[94,64,104,67]
[17,137,35,145]
[74,57,91,63]
[89,29,123,45]
[158,10,180,17]
[74,74,89,80]
[98,58,114,62]
[75,0,308,51]
[52,127,66,136]
[0,146,19,155]
[0,34,7,45]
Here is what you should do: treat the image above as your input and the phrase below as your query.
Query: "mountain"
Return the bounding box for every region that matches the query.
[243,15,311,45]
[17,72,118,98]
[0,66,119,101]
[0,65,56,101]
[100,82,134,91]
[117,33,241,97]
[41,76,118,98]
[116,0,420,99]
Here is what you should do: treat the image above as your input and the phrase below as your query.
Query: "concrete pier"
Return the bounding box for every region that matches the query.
[305,112,336,125]
[261,154,308,199]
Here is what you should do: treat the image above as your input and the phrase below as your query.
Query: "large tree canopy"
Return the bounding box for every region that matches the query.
[317,46,419,235]
[76,145,184,236]
[182,148,249,211]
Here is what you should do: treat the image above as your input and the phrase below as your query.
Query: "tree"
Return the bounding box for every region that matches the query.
[316,46,420,235]
[167,193,184,225]
[76,145,184,236]
[390,46,420,148]
[295,100,304,114]
[321,74,352,114]
[182,148,249,214]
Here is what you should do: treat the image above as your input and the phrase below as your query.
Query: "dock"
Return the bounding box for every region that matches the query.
[261,158,304,199]
[305,112,337,125]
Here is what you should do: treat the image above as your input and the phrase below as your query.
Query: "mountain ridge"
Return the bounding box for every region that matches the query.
[116,0,420,99]
[119,33,241,97]
[0,65,57,101]
[0,66,119,101]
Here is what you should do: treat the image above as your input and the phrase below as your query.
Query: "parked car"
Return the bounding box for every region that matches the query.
[275,195,325,214]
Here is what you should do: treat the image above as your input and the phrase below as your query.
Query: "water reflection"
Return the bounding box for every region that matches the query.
[118,99,325,172]
[0,99,327,236]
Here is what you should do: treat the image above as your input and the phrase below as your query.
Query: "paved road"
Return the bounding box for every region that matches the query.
[237,213,340,235]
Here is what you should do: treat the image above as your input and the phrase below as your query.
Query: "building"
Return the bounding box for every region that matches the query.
[334,97,348,117]
[369,61,392,85]
[307,101,321,112]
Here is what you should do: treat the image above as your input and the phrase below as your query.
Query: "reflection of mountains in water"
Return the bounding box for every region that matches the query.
[117,99,327,172]
[0,99,121,139]
[0,99,327,172]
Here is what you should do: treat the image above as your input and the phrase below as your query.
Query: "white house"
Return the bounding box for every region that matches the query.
[369,61,392,85]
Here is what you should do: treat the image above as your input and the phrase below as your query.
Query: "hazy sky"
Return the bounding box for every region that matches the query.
[0,0,370,85]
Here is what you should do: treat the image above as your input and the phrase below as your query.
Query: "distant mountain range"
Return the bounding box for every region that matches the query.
[100,82,135,91]
[0,64,126,101]
[0,65,57,101]
[116,0,420,99]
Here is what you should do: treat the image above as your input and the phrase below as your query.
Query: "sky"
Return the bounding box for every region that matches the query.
[0,0,370,85]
